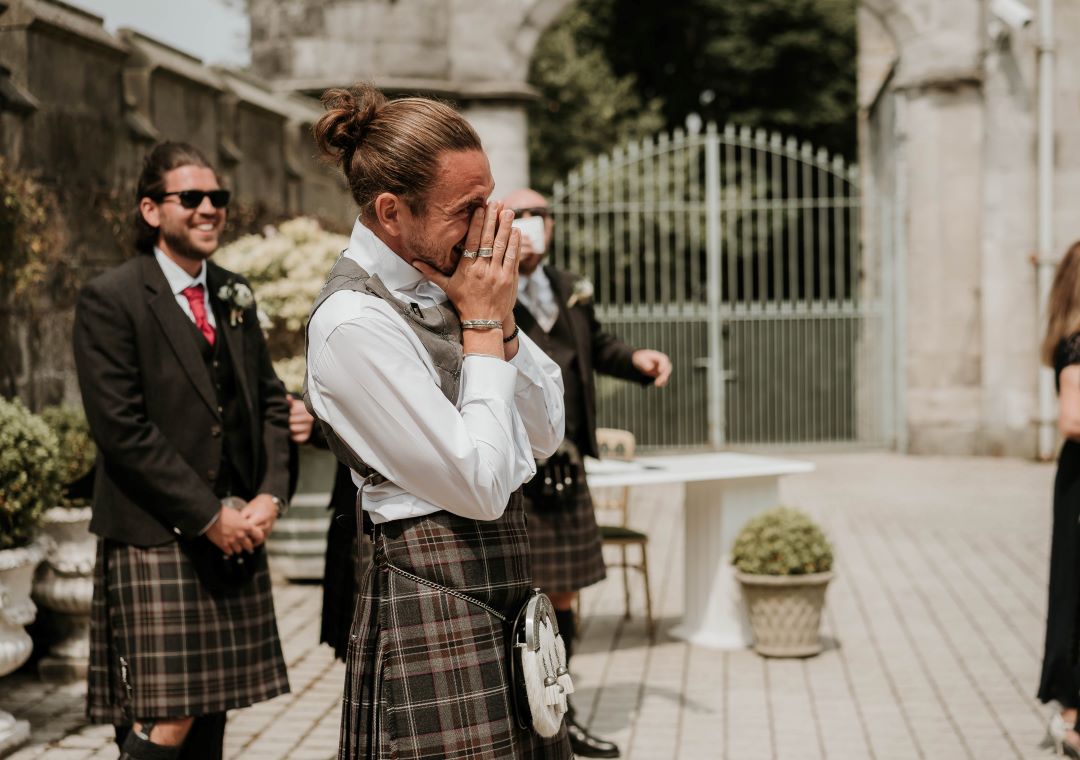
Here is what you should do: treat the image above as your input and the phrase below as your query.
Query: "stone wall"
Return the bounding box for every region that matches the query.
[248,0,574,197]
[0,0,352,409]
[859,0,1080,457]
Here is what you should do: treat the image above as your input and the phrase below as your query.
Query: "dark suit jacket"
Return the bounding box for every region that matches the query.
[73,253,290,547]
[514,265,651,459]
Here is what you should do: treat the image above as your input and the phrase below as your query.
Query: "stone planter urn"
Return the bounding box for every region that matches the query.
[736,570,833,657]
[0,538,47,755]
[32,505,95,682]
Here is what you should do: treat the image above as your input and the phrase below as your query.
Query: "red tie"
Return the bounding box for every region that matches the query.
[181,284,216,346]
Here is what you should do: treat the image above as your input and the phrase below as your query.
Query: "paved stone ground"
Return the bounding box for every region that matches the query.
[0,453,1063,759]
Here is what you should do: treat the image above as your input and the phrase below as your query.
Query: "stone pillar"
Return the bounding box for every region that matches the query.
[461,98,531,196]
[858,0,1049,457]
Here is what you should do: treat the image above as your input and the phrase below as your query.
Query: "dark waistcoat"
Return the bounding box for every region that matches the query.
[303,256,462,483]
[189,300,255,498]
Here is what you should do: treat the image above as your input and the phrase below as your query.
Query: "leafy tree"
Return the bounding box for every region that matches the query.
[526,3,665,193]
[528,0,857,189]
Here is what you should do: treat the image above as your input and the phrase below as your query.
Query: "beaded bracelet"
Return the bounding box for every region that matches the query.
[502,325,520,343]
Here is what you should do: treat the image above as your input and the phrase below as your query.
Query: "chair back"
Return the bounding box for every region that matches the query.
[596,427,636,461]
[594,428,636,525]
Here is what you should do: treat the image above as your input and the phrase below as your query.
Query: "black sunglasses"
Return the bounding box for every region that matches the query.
[152,189,232,209]
[511,206,549,219]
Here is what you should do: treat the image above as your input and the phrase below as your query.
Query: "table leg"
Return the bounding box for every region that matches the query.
[670,475,779,649]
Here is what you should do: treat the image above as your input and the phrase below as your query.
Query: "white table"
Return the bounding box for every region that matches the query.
[584,452,814,649]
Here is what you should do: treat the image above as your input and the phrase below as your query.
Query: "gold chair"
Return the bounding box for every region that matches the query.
[593,427,654,638]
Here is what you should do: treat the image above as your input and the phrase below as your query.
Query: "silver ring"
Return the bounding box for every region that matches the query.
[462,249,478,259]
[477,247,494,258]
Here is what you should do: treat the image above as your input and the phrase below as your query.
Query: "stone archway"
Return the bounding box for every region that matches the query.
[248,0,575,194]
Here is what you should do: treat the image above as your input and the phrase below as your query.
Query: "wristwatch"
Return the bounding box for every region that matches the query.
[269,495,287,517]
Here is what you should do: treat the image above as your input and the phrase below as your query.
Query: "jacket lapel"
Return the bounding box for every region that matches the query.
[141,255,220,418]
[546,266,592,371]
[207,264,253,414]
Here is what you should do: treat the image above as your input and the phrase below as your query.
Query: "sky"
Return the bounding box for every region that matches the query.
[69,0,250,67]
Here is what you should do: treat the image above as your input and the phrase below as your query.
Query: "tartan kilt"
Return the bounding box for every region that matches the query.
[87,537,290,724]
[339,491,572,760]
[524,472,607,595]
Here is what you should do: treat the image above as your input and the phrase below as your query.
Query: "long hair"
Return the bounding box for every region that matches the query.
[312,84,482,219]
[133,142,217,254]
[1042,242,1080,366]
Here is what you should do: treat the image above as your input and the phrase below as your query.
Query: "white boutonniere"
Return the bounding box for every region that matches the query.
[217,280,254,326]
[566,278,594,308]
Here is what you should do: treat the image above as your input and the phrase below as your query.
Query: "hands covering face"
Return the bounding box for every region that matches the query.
[413,201,521,325]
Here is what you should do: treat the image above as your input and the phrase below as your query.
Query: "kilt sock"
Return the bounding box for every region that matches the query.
[114,713,225,760]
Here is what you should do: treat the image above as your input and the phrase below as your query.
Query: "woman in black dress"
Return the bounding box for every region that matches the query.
[1038,241,1080,757]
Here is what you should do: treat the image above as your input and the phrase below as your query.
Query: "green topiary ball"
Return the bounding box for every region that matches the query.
[39,404,96,487]
[0,397,62,551]
[731,507,833,576]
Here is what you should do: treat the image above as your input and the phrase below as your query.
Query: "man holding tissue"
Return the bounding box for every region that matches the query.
[503,188,672,758]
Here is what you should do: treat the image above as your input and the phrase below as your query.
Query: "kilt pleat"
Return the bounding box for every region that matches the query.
[339,492,572,760]
[525,467,607,594]
[87,538,289,724]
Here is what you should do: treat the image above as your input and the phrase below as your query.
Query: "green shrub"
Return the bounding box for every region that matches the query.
[214,217,347,390]
[0,397,61,550]
[40,405,96,487]
[731,507,833,576]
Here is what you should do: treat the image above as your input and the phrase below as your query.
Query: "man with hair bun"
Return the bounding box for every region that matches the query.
[305,85,572,759]
[74,141,291,760]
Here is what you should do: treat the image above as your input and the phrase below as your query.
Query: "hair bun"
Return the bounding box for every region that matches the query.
[314,84,387,163]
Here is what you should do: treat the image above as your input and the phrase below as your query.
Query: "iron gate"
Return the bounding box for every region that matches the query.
[549,123,894,450]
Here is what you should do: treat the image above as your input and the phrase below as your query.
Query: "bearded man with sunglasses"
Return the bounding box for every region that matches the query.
[73,142,291,760]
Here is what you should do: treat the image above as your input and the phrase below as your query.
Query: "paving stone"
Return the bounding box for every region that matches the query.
[1,454,1066,758]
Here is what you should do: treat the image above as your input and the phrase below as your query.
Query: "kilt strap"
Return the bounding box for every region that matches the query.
[384,560,508,623]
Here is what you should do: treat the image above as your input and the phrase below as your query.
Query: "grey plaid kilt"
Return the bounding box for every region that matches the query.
[87,538,290,724]
[524,447,607,594]
[339,491,572,760]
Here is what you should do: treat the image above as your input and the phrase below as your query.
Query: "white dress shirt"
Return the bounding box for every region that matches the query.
[306,220,565,524]
[154,247,216,328]
[517,267,559,333]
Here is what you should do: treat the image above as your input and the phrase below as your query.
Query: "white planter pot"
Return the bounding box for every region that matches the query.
[736,570,833,657]
[0,538,47,755]
[32,506,95,682]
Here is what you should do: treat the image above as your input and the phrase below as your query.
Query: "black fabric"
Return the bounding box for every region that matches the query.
[120,730,182,760]
[73,254,290,546]
[554,608,575,664]
[320,462,371,661]
[521,306,587,447]
[1039,334,1080,707]
[513,265,651,460]
[204,297,255,499]
[178,712,226,760]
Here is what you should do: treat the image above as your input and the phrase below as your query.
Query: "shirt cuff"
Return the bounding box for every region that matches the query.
[508,335,549,393]
[196,509,221,537]
[461,354,518,403]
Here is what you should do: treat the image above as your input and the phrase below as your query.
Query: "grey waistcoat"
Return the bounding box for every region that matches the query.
[303,255,463,485]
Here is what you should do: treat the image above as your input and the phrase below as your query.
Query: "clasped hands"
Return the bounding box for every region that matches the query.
[204,493,278,556]
[413,201,521,359]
